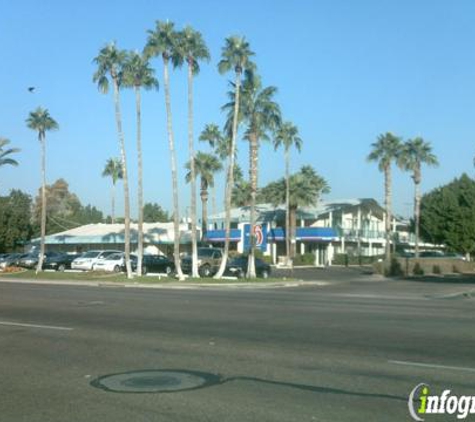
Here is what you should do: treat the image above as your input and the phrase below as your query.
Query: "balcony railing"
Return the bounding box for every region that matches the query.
[337,228,416,243]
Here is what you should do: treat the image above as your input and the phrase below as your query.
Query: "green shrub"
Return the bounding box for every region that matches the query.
[432,265,441,275]
[413,262,424,276]
[333,254,347,266]
[385,258,403,277]
[260,255,273,264]
[373,261,384,275]
[293,253,315,266]
[251,249,273,264]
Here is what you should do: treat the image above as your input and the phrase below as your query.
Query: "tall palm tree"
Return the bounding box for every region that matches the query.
[185,151,222,239]
[145,20,184,280]
[230,162,249,205]
[199,123,233,216]
[223,70,281,278]
[93,42,133,279]
[214,36,255,279]
[102,157,123,224]
[0,137,20,192]
[0,138,20,169]
[26,107,58,274]
[261,166,330,254]
[232,179,252,207]
[122,51,159,276]
[174,26,210,278]
[274,121,303,265]
[199,124,229,160]
[398,137,438,258]
[367,132,402,264]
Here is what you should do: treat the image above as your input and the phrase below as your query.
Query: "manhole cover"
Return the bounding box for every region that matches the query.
[91,370,221,393]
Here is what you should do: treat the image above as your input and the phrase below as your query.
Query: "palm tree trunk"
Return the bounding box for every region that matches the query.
[201,180,208,240]
[211,184,217,222]
[135,86,144,276]
[215,70,241,278]
[111,181,116,224]
[36,134,46,274]
[163,57,184,280]
[290,205,297,259]
[188,60,199,278]
[285,147,291,266]
[414,167,421,259]
[112,76,133,279]
[247,131,258,278]
[384,164,392,265]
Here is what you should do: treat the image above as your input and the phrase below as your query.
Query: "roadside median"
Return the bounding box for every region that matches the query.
[0,269,327,289]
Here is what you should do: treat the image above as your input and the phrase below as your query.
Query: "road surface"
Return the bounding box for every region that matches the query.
[0,268,473,421]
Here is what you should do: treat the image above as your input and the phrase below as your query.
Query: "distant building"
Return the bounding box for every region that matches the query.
[29,222,194,257]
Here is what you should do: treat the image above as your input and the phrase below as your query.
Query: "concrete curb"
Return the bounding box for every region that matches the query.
[0,277,330,290]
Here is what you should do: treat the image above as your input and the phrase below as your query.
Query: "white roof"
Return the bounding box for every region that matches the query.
[209,199,383,223]
[33,222,192,245]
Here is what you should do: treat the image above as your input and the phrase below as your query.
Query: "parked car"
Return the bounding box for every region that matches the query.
[0,253,12,269]
[225,256,271,279]
[93,252,126,272]
[0,253,13,268]
[0,253,28,269]
[181,247,223,277]
[18,253,39,268]
[19,252,66,269]
[71,250,122,271]
[419,250,445,258]
[128,254,175,275]
[42,253,82,271]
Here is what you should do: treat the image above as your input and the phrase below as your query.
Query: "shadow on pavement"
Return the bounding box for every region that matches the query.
[90,368,407,402]
[403,274,475,284]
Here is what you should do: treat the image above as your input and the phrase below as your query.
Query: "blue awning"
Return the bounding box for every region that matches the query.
[204,229,241,242]
[205,227,338,243]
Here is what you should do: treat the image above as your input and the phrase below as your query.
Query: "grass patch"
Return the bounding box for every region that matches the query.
[0,270,290,284]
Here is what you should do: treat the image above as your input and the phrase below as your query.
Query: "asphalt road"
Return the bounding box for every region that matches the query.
[0,268,474,421]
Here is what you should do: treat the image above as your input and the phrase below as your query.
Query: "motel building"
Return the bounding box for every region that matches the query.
[204,199,414,266]
[31,199,416,267]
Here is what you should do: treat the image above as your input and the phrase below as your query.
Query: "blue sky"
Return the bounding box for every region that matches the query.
[1,0,475,220]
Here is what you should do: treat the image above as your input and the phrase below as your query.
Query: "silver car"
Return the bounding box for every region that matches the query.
[71,250,121,271]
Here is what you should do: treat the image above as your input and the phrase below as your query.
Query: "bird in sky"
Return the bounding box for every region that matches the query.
[27,87,36,93]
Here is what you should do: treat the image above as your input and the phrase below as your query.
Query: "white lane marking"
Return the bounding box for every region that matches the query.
[336,293,427,300]
[0,321,73,331]
[389,360,475,373]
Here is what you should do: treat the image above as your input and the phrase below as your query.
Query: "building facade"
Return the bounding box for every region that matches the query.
[30,198,419,266]
[205,199,412,265]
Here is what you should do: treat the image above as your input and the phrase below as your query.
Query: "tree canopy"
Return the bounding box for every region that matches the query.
[260,165,330,209]
[0,138,20,169]
[143,202,170,223]
[420,174,475,255]
[33,179,103,235]
[26,108,59,141]
[0,190,33,252]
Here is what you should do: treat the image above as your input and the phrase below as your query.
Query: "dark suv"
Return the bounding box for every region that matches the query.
[181,247,223,277]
